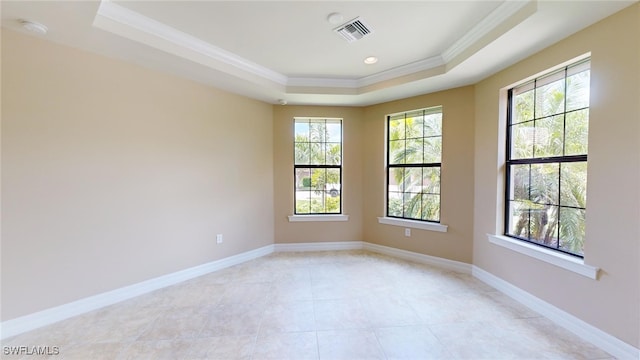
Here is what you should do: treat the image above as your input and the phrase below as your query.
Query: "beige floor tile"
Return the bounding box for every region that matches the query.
[311,278,368,300]
[428,321,527,359]
[429,320,587,360]
[317,329,385,360]
[217,282,273,306]
[375,325,453,359]
[163,303,219,320]
[269,279,314,303]
[406,290,528,325]
[1,319,91,350]
[501,317,613,359]
[136,315,207,341]
[360,295,422,328]
[261,252,312,267]
[73,316,155,344]
[191,268,239,285]
[392,271,464,297]
[272,267,313,283]
[188,335,255,360]
[118,338,195,360]
[91,298,167,323]
[199,303,266,337]
[305,250,364,265]
[259,301,316,335]
[478,290,541,319]
[252,332,318,360]
[313,298,371,330]
[309,262,375,283]
[59,341,130,360]
[196,282,232,300]
[219,263,278,284]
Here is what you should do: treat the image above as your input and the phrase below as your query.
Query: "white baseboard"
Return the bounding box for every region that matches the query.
[472,266,640,360]
[0,245,274,340]
[273,241,473,275]
[274,241,363,252]
[363,242,472,274]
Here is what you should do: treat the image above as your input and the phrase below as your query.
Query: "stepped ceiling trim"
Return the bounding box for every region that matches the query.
[93,0,536,97]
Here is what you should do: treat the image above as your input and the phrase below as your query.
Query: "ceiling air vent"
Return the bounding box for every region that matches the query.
[334,17,373,43]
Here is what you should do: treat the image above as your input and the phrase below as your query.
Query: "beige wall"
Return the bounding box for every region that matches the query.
[273,106,364,243]
[1,30,274,321]
[273,87,476,264]
[473,4,640,347]
[362,87,476,263]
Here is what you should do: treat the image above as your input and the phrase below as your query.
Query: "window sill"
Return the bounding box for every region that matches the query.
[288,215,349,222]
[377,217,448,233]
[487,234,599,279]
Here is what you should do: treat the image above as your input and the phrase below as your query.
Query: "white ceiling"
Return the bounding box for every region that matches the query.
[1,1,636,106]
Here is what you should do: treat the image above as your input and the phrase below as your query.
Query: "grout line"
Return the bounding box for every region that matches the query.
[371,327,390,360]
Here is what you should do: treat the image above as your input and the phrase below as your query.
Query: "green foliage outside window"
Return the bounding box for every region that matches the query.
[294,119,342,214]
[507,60,589,256]
[387,108,442,222]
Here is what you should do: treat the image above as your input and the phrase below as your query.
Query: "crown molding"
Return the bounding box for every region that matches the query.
[286,77,358,88]
[92,0,536,96]
[357,55,445,87]
[94,0,288,85]
[442,0,535,63]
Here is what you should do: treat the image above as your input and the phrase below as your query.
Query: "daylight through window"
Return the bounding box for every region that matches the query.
[387,107,442,222]
[294,118,342,214]
[505,59,590,257]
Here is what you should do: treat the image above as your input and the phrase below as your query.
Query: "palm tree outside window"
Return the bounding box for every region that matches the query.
[294,118,342,214]
[386,107,443,222]
[505,58,590,257]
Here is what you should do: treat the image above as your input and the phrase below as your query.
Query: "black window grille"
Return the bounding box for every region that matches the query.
[505,59,590,257]
[386,107,442,222]
[294,118,342,214]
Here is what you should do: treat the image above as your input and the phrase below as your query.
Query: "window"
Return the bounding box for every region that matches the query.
[505,59,590,257]
[387,107,442,222]
[294,118,342,214]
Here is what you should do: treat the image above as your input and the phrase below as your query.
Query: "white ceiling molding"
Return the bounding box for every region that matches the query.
[441,0,536,64]
[356,55,446,88]
[92,0,537,97]
[93,0,288,86]
[286,55,444,90]
[286,77,358,88]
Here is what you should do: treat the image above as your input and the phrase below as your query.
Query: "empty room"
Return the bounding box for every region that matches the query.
[1,1,639,359]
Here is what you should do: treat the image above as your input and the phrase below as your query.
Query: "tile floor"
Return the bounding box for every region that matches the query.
[2,250,613,359]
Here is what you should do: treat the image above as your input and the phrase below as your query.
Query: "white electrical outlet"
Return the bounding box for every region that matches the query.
[216,234,223,244]
[404,228,411,237]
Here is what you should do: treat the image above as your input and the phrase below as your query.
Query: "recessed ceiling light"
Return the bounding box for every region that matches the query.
[364,56,378,65]
[327,13,343,25]
[19,19,48,35]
